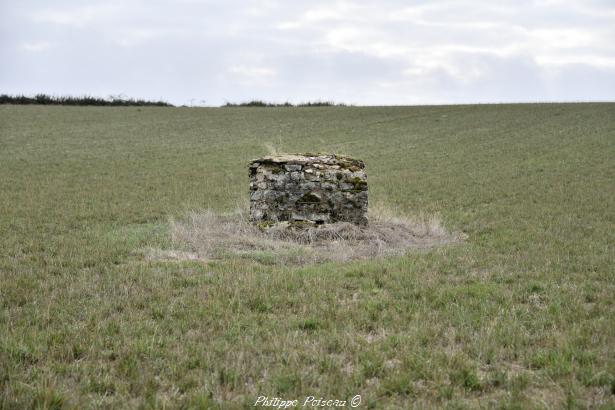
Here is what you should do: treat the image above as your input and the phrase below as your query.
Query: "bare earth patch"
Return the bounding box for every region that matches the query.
[148,207,464,265]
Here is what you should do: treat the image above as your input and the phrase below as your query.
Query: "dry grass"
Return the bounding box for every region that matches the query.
[155,206,463,265]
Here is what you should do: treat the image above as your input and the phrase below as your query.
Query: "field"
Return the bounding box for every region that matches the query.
[1,103,614,408]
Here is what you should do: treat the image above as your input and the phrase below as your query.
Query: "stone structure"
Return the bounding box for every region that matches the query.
[249,154,368,226]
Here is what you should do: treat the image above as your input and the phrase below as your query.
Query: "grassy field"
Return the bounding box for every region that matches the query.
[1,103,614,409]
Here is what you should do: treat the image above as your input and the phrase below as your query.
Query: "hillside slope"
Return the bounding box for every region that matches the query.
[1,103,614,408]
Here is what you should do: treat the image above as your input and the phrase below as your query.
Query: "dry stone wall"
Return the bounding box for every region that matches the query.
[249,154,368,226]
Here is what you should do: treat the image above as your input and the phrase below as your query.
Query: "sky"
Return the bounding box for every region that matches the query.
[1,0,614,106]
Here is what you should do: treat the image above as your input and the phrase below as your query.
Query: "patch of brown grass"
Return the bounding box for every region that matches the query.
[152,206,463,265]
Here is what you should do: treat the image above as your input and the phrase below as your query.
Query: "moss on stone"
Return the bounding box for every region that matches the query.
[338,163,362,172]
[256,220,275,230]
[298,192,321,203]
[289,220,315,229]
[345,176,368,191]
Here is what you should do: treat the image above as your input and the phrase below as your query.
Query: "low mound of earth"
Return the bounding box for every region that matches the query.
[146,208,465,265]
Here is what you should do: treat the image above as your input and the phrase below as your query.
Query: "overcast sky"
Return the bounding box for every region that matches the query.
[1,0,614,106]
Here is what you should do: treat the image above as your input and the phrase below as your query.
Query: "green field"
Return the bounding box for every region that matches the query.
[1,103,614,408]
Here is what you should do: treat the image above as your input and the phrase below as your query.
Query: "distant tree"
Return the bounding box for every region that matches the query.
[0,93,173,107]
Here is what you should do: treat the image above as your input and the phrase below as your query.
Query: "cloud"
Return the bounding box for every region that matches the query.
[0,0,613,105]
[20,41,51,52]
[30,4,125,27]
[229,66,277,86]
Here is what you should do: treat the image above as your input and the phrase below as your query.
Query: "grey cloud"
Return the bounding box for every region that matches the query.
[0,0,613,105]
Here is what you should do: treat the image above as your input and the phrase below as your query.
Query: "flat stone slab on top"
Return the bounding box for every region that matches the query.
[249,154,368,226]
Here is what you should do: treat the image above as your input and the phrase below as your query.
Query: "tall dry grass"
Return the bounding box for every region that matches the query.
[156,206,462,265]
